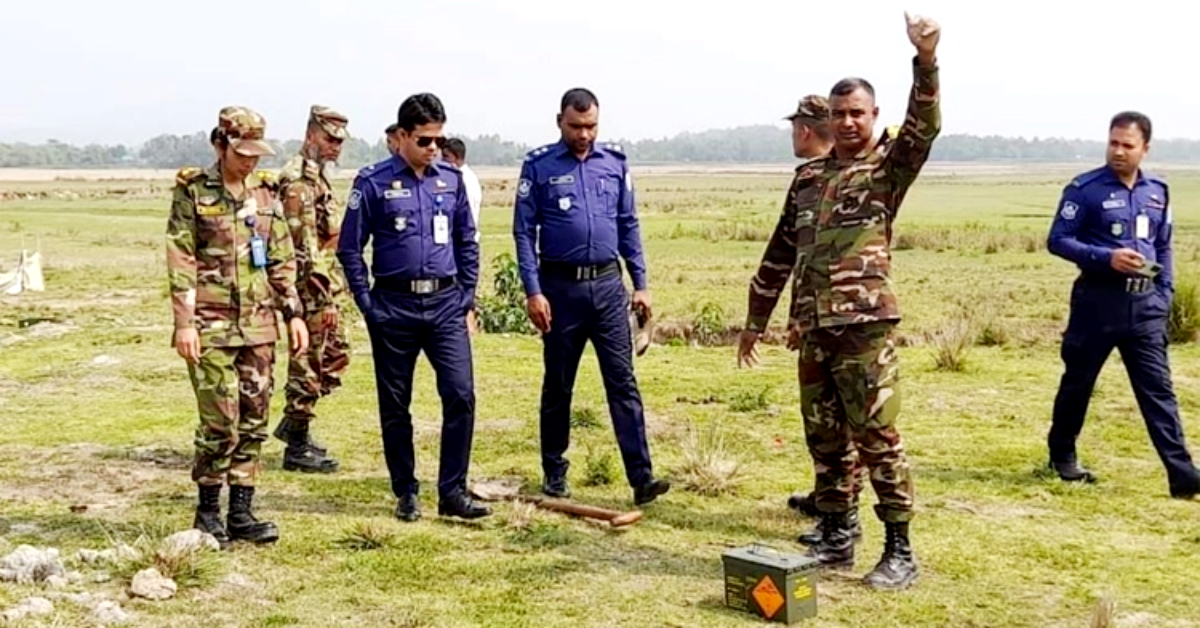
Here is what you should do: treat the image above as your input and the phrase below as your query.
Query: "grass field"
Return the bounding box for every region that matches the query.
[2,162,1200,627]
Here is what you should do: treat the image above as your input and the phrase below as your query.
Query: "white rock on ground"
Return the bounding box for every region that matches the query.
[158,529,220,558]
[129,567,176,601]
[1,597,54,621]
[0,545,66,584]
[93,600,131,625]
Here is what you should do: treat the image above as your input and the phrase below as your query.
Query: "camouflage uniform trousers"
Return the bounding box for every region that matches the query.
[188,343,276,487]
[798,320,914,523]
[282,305,350,424]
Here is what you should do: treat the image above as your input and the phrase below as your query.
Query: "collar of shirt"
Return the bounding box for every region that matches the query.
[1095,165,1149,189]
[390,153,445,180]
[548,139,610,164]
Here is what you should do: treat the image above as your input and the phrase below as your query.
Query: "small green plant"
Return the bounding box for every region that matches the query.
[582,445,616,486]
[477,252,536,334]
[691,300,727,345]
[1168,273,1200,344]
[570,406,602,430]
[336,520,396,551]
[728,387,771,413]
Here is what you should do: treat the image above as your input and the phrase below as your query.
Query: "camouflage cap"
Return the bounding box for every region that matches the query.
[785,95,830,123]
[217,106,275,157]
[309,105,350,140]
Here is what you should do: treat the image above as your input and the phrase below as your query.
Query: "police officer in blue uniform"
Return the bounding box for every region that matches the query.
[513,87,670,506]
[338,93,491,521]
[1046,110,1200,499]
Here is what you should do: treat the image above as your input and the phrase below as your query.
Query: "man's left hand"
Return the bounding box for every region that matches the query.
[632,290,652,321]
[905,11,940,61]
[467,309,479,336]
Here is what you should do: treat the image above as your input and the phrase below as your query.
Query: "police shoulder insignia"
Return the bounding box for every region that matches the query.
[517,178,532,198]
[1060,201,1079,220]
[602,142,626,159]
[525,144,555,162]
[1069,167,1105,189]
[175,166,204,186]
[347,188,363,211]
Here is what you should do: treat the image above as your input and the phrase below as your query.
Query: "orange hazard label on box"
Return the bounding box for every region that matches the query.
[751,574,784,618]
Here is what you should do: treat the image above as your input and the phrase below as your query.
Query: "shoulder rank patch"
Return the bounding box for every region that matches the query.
[175,166,204,186]
[1068,168,1106,189]
[525,144,555,162]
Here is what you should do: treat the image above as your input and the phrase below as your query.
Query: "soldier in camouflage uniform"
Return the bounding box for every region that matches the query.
[167,106,309,548]
[738,95,868,548]
[783,13,941,590]
[272,106,352,474]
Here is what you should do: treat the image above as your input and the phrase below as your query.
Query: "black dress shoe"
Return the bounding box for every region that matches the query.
[633,478,671,505]
[1050,460,1096,483]
[542,474,571,499]
[1170,469,1200,499]
[395,494,421,522]
[438,490,492,519]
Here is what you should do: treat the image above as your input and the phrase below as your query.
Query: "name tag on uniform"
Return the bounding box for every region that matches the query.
[1102,199,1127,209]
[1136,214,1150,239]
[384,189,412,199]
[549,175,575,185]
[433,214,449,244]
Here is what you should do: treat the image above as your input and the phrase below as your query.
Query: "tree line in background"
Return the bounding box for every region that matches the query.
[4,126,1200,168]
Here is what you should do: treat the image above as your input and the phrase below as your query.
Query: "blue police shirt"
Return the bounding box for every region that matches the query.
[512,140,648,297]
[1047,165,1173,294]
[337,155,479,306]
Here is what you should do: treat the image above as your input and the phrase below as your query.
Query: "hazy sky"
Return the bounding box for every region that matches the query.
[2,0,1194,146]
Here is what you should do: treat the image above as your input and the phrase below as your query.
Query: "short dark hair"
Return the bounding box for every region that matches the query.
[829,77,876,100]
[209,127,220,145]
[797,119,833,141]
[1111,110,1152,143]
[395,93,446,132]
[560,88,598,113]
[443,138,466,160]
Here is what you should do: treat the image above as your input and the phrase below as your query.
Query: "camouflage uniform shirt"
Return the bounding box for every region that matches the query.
[789,58,941,333]
[278,154,345,313]
[166,164,302,347]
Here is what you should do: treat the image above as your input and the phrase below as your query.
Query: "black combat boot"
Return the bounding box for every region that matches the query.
[863,522,919,590]
[192,485,231,550]
[278,420,339,474]
[806,511,855,569]
[273,416,328,457]
[797,503,862,546]
[227,485,279,544]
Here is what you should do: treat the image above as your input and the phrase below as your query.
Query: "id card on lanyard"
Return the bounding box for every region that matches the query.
[433,194,449,245]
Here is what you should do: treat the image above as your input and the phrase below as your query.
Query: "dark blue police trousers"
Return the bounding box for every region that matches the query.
[365,285,475,499]
[539,272,653,487]
[1049,278,1198,488]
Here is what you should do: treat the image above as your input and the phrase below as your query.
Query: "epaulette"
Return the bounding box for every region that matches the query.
[599,141,626,159]
[250,170,279,192]
[1144,170,1168,187]
[1067,167,1107,189]
[524,143,557,162]
[435,158,461,175]
[175,166,204,186]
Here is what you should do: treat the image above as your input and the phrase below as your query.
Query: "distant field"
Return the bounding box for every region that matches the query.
[2,165,1199,627]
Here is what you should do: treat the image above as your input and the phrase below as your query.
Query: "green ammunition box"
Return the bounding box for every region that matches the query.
[722,544,818,624]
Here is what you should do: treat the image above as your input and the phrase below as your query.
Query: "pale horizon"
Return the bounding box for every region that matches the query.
[3,0,1195,146]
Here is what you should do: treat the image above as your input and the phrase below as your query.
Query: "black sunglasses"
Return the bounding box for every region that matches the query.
[415,136,447,148]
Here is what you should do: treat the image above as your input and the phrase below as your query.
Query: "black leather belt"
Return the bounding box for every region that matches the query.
[540,260,620,281]
[373,275,456,294]
[1080,274,1154,295]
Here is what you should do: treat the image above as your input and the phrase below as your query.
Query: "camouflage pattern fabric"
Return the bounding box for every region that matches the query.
[282,307,350,423]
[799,321,912,522]
[278,152,351,424]
[165,164,301,347]
[789,59,940,334]
[189,344,276,487]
